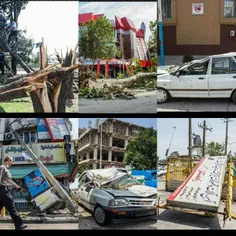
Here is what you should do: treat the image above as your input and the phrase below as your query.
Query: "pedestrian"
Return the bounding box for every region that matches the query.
[0,156,28,230]
[0,51,5,76]
[7,19,17,44]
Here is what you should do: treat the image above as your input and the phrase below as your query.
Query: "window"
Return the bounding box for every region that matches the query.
[180,60,209,76]
[212,57,230,74]
[161,0,172,19]
[20,131,38,144]
[224,0,236,18]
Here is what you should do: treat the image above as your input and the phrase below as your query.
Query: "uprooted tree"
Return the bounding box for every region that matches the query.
[0,4,78,113]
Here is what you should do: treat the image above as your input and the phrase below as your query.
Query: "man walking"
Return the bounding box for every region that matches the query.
[0,51,5,76]
[0,156,28,230]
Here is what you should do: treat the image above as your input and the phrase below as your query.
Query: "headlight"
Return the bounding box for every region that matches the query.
[108,198,129,206]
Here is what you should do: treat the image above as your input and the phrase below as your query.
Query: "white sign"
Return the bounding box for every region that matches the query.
[192,3,204,15]
[167,155,227,212]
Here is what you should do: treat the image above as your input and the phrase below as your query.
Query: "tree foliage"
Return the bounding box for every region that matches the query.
[148,19,158,55]
[206,142,225,156]
[79,17,118,68]
[17,30,34,63]
[123,127,157,170]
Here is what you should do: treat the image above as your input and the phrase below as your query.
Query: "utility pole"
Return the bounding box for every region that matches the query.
[165,126,176,158]
[158,0,164,65]
[189,118,192,158]
[223,118,233,155]
[198,120,212,156]
[9,119,78,213]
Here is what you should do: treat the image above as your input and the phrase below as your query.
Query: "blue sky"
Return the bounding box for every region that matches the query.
[79,118,157,130]
[79,1,157,41]
[158,118,236,160]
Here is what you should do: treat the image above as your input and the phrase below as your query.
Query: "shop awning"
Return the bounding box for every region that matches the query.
[10,164,69,179]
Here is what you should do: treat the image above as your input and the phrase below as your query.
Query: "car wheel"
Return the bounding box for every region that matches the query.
[232,90,236,104]
[157,88,169,103]
[94,206,110,226]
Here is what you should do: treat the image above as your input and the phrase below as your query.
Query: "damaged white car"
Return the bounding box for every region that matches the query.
[157,53,236,103]
[77,168,157,226]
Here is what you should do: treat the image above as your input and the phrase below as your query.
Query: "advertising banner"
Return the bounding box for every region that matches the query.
[37,118,50,140]
[167,155,227,212]
[2,142,66,164]
[44,118,70,141]
[24,168,50,198]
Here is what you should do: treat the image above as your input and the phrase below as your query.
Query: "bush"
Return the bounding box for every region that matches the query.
[182,54,195,63]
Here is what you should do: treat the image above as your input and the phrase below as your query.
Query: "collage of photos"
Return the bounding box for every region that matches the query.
[0,0,236,232]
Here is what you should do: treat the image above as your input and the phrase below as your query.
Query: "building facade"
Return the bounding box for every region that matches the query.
[0,118,78,209]
[161,0,236,55]
[78,118,145,169]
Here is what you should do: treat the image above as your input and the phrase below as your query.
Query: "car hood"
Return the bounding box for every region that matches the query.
[103,185,157,198]
[157,73,171,80]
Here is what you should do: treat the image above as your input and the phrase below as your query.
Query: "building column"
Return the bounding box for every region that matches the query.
[125,139,128,148]
[125,126,129,136]
[108,150,112,161]
[109,136,113,146]
[109,122,113,133]
[86,152,90,160]
[114,154,117,162]
[93,148,98,160]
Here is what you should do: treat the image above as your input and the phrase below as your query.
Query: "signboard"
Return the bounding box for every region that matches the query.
[167,155,227,212]
[24,168,50,198]
[44,118,70,141]
[37,118,50,140]
[10,118,37,131]
[192,3,204,15]
[2,142,66,164]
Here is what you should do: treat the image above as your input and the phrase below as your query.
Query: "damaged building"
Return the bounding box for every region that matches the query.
[78,118,145,169]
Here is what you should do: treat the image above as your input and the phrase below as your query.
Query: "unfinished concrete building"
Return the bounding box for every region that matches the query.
[78,118,145,169]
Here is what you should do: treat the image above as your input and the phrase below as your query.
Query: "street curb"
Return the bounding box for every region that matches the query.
[0,216,79,223]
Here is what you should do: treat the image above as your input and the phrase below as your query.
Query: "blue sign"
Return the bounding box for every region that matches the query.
[37,118,50,140]
[24,168,50,198]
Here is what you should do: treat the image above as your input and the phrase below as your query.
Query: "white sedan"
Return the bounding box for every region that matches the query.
[157,52,236,104]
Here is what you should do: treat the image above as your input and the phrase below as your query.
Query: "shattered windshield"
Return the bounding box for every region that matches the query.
[106,174,141,190]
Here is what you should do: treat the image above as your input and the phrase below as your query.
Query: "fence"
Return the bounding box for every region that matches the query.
[166,157,236,200]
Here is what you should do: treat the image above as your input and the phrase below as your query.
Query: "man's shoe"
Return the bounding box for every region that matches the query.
[16,224,28,230]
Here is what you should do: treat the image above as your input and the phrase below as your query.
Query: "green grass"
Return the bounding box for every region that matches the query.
[0,96,78,113]
[0,97,34,113]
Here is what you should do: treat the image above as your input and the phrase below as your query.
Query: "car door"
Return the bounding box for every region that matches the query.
[208,57,236,98]
[78,173,90,202]
[170,60,209,98]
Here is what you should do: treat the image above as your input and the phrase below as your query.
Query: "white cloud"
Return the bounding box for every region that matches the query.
[18,1,78,56]
[79,2,157,40]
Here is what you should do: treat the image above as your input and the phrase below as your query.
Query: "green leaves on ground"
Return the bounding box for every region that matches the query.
[124,127,157,169]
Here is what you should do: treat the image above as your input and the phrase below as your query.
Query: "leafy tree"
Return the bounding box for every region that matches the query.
[206,142,225,156]
[17,30,34,63]
[148,19,158,56]
[79,16,119,69]
[123,127,157,170]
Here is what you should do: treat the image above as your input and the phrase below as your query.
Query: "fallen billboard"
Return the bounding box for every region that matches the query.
[167,155,227,212]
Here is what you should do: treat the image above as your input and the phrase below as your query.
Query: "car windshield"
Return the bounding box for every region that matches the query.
[106,174,141,189]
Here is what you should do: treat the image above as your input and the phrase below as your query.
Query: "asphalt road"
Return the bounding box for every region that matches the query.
[0,223,78,230]
[79,91,157,113]
[157,98,236,112]
[79,214,157,229]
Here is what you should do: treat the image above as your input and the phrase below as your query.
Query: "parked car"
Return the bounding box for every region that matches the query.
[77,168,157,226]
[157,52,236,103]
